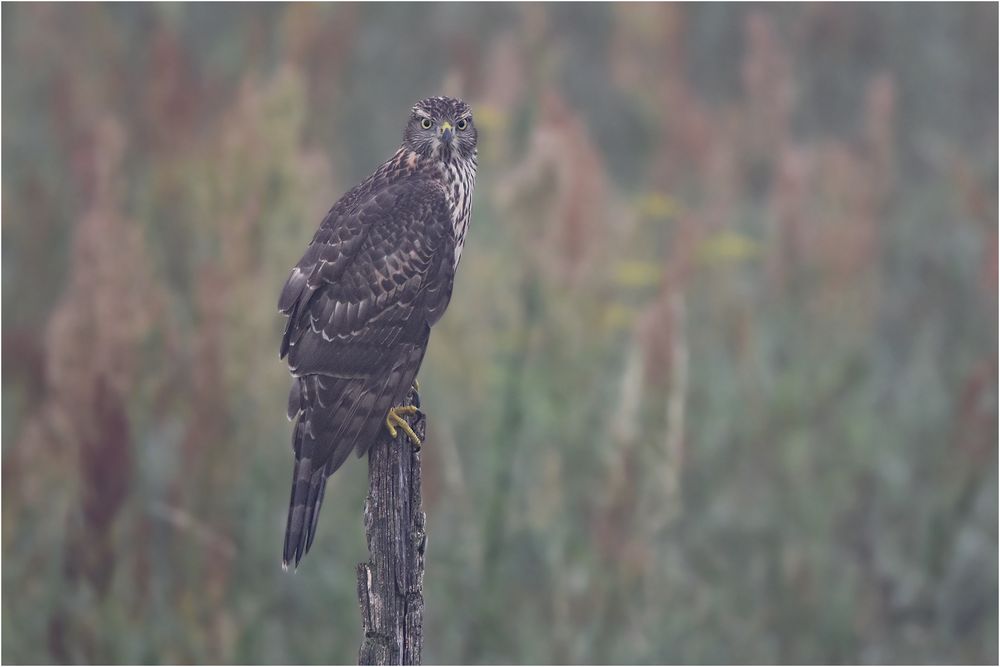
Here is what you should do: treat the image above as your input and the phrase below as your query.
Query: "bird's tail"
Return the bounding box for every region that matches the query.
[282,420,328,570]
[280,366,423,569]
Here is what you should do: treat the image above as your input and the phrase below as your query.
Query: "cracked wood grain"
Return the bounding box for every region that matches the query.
[357,389,426,665]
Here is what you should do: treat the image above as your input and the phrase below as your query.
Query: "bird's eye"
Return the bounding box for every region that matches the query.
[420,118,433,130]
[456,118,468,131]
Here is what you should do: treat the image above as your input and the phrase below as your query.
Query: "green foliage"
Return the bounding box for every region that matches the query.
[2,3,996,664]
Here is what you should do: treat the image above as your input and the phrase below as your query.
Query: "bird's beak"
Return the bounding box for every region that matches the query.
[439,121,454,144]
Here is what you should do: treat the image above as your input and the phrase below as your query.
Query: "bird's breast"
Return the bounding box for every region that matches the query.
[442,159,477,271]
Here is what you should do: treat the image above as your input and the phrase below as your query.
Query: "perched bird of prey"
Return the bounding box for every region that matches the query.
[278,97,477,569]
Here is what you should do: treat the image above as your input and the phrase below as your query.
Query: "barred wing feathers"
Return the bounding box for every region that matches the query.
[279,178,454,568]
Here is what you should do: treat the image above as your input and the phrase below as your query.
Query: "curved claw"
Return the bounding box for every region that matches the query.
[386,405,423,448]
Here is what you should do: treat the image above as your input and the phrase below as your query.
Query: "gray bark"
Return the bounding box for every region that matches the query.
[357,389,426,666]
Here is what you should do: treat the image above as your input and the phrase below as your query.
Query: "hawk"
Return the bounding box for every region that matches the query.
[278,97,477,569]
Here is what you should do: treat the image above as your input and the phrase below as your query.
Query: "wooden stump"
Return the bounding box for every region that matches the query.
[356,389,426,665]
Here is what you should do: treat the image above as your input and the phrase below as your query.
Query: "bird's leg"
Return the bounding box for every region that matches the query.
[412,379,420,392]
[386,405,422,449]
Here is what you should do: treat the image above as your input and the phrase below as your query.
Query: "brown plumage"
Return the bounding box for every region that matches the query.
[278,97,478,569]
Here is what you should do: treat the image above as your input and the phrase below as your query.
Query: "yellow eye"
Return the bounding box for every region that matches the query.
[420,118,433,130]
[456,118,468,130]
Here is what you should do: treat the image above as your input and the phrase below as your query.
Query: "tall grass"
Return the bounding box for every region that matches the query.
[3,3,996,663]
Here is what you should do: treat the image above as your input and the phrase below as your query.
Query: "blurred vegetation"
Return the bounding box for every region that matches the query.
[2,3,997,664]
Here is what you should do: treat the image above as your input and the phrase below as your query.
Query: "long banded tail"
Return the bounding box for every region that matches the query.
[282,421,329,569]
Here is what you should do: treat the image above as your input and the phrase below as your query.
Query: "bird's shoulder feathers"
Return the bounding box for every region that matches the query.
[278,173,453,364]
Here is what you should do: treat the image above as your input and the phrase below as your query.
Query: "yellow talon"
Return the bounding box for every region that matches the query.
[386,405,422,448]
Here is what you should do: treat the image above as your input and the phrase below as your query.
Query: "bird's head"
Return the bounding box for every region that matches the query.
[403,96,477,164]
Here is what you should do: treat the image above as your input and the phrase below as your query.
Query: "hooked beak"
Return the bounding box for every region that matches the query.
[439,121,454,144]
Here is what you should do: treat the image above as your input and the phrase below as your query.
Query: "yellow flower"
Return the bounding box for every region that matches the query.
[636,192,681,221]
[614,260,662,288]
[696,231,760,265]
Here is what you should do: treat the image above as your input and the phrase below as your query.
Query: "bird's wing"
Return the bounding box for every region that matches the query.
[278,178,450,365]
[279,177,453,567]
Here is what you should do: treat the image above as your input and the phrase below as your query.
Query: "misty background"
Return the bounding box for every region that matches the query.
[2,3,997,664]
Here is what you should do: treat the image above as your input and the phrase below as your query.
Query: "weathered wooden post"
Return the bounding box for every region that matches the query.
[356,388,426,665]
